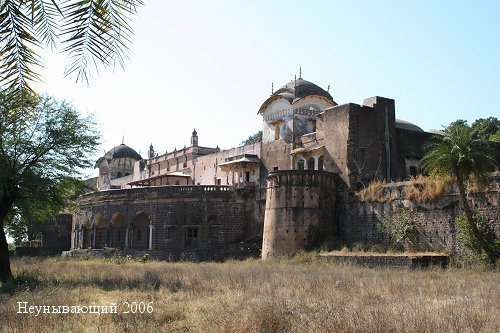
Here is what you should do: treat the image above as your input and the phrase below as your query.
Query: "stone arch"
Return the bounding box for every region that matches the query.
[131,211,150,250]
[94,212,106,249]
[110,212,126,248]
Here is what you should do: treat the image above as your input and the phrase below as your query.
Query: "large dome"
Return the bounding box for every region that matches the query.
[395,119,424,132]
[274,77,334,101]
[95,143,142,168]
[104,143,142,160]
[258,77,335,114]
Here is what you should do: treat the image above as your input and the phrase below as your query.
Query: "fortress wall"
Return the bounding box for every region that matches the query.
[338,180,500,253]
[73,186,257,260]
[262,171,337,259]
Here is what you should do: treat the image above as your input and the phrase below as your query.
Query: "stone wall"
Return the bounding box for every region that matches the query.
[338,178,500,253]
[73,185,260,260]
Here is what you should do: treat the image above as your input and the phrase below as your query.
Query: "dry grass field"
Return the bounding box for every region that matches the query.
[1,255,499,333]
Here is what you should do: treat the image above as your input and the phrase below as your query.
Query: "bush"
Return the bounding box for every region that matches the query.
[376,207,417,250]
[455,212,499,262]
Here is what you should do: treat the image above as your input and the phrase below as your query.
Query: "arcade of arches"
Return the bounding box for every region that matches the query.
[73,211,152,250]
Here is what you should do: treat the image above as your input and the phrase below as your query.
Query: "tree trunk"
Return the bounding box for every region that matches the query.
[0,195,15,284]
[456,176,496,265]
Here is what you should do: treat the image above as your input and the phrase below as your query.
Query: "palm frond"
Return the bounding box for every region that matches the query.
[60,0,143,82]
[0,0,42,98]
[32,0,60,49]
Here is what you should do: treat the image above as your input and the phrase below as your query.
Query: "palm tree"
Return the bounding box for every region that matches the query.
[0,0,143,102]
[421,122,497,263]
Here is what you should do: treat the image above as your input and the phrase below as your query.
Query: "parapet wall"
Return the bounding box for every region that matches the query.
[338,178,500,253]
[262,171,338,259]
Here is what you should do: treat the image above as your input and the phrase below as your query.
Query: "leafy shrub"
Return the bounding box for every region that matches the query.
[455,212,499,262]
[376,207,417,250]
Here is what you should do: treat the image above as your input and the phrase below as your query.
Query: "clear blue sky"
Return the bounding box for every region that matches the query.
[34,0,500,177]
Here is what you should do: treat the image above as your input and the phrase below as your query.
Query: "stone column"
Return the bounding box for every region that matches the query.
[125,225,129,249]
[78,227,83,249]
[148,224,153,250]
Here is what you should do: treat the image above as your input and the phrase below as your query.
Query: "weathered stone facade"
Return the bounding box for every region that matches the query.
[73,186,261,260]
[338,177,500,253]
[262,171,338,259]
[70,75,499,260]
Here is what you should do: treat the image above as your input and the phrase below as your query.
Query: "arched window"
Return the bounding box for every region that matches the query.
[318,156,324,171]
[297,160,305,170]
[274,125,280,140]
[117,172,122,178]
[307,158,315,170]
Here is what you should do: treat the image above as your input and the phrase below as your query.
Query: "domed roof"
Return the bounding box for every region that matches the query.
[395,119,424,132]
[258,77,334,114]
[274,77,334,101]
[95,143,142,168]
[105,143,142,160]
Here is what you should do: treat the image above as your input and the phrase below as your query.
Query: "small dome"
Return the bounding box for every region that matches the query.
[96,144,142,168]
[395,119,424,132]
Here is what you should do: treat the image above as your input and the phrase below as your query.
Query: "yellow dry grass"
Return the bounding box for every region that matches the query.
[356,180,391,203]
[405,174,453,201]
[1,257,499,333]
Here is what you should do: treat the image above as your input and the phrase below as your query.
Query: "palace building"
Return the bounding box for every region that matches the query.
[69,75,499,260]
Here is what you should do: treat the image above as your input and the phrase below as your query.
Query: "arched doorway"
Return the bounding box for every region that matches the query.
[111,212,126,248]
[132,212,150,250]
[94,213,106,249]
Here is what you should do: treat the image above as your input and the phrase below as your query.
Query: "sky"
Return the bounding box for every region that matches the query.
[34,0,500,178]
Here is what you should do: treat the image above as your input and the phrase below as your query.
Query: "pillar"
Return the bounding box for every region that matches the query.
[148,224,153,250]
[78,227,83,249]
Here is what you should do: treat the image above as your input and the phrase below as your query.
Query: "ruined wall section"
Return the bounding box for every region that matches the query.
[262,171,338,259]
[338,178,500,253]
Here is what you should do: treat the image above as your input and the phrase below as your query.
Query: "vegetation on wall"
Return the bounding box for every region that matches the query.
[455,212,500,263]
[376,207,417,250]
[356,175,453,203]
[422,121,497,265]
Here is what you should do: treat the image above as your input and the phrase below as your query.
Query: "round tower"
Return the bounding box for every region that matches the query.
[262,170,337,259]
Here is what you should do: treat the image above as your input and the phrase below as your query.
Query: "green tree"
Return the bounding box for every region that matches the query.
[240,130,262,145]
[0,94,99,283]
[490,130,500,143]
[471,117,500,141]
[0,0,143,101]
[421,121,497,264]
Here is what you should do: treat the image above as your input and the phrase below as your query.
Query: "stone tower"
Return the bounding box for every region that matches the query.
[261,170,338,259]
